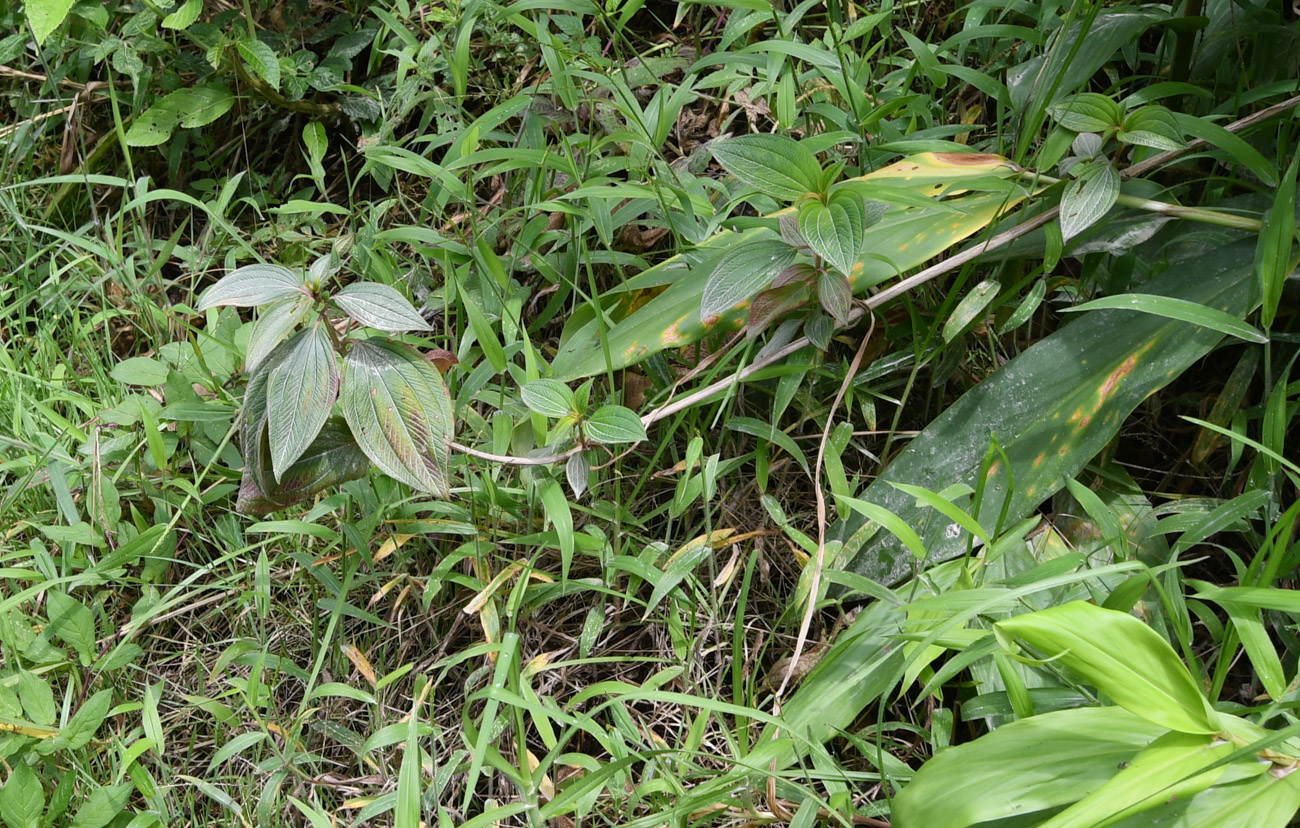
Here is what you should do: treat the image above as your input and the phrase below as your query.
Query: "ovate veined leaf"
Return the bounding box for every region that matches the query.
[341,339,454,496]
[246,298,311,372]
[1060,161,1120,241]
[332,283,432,332]
[798,191,868,277]
[583,405,646,444]
[196,263,307,310]
[699,238,798,319]
[267,323,339,481]
[709,134,822,201]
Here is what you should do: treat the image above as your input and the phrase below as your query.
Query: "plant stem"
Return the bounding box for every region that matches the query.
[1020,170,1263,232]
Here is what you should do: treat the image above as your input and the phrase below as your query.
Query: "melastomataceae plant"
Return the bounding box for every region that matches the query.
[195,251,454,515]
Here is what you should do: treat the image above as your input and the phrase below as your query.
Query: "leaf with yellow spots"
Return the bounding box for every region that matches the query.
[837,239,1261,585]
[551,153,1022,380]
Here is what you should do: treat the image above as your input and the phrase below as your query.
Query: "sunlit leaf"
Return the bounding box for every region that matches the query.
[997,602,1220,734]
[893,706,1166,828]
[332,283,432,332]
[196,263,307,311]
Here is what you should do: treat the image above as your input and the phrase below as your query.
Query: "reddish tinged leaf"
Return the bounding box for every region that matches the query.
[341,339,454,496]
[237,419,370,515]
[267,322,340,481]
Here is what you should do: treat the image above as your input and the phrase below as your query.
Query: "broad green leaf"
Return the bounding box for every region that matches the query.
[267,323,339,481]
[521,379,575,419]
[123,85,235,146]
[699,238,797,320]
[1064,294,1267,343]
[68,784,132,828]
[710,134,822,200]
[237,37,281,90]
[1041,731,1235,828]
[1105,772,1300,828]
[942,279,999,342]
[26,0,75,43]
[552,153,1022,380]
[46,591,95,662]
[583,405,646,444]
[1118,105,1186,151]
[63,689,112,749]
[245,298,310,372]
[998,602,1220,734]
[0,762,43,828]
[17,672,55,726]
[838,239,1260,586]
[237,418,370,515]
[161,0,201,29]
[1048,93,1123,133]
[892,706,1166,828]
[176,84,236,129]
[332,283,432,332]
[340,339,454,496]
[196,263,306,311]
[111,356,169,386]
[1060,160,1120,240]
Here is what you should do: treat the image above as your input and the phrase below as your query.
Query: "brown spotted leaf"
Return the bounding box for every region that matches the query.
[340,339,454,497]
[840,238,1261,585]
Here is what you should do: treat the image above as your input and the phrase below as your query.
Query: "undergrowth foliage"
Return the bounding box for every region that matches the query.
[1,0,1298,825]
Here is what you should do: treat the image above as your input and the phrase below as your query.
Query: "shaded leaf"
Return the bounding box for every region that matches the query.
[237,418,371,515]
[942,279,999,342]
[1061,161,1120,240]
[838,239,1260,586]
